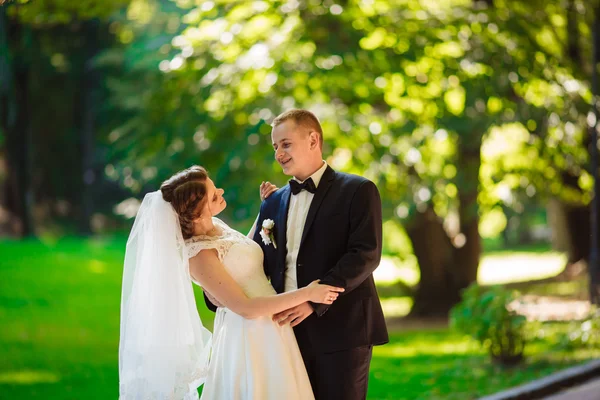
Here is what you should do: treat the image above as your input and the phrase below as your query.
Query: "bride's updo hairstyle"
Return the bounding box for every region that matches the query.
[160,165,209,239]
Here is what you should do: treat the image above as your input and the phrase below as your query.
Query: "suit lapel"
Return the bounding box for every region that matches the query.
[277,186,291,271]
[300,166,335,248]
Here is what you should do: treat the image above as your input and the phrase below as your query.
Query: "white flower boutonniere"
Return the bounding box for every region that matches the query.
[260,219,277,249]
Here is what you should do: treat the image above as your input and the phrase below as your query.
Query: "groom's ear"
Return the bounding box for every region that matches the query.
[308,130,320,150]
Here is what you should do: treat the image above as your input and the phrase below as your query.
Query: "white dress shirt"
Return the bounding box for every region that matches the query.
[284,161,328,292]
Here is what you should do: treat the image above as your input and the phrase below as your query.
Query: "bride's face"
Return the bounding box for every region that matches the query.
[204,178,227,216]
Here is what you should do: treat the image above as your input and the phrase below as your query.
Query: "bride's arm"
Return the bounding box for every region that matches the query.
[189,249,343,319]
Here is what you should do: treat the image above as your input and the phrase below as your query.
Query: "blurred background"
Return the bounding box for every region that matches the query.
[1,0,600,399]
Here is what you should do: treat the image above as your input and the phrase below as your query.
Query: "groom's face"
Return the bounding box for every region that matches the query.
[271,120,319,179]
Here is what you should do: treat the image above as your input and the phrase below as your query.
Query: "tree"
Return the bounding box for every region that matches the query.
[105,0,597,316]
[0,0,130,236]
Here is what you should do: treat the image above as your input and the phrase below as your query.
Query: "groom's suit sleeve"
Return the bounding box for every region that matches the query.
[311,180,383,317]
[203,293,218,313]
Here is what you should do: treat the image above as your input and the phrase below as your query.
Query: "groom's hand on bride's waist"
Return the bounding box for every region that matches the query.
[273,302,314,327]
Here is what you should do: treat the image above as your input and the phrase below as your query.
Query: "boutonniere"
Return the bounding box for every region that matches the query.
[259,219,277,249]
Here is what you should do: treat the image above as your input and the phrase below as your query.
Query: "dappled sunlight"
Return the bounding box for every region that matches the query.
[1,239,598,400]
[511,295,590,322]
[374,256,419,285]
[113,197,141,219]
[376,339,476,358]
[368,325,600,399]
[88,260,106,274]
[376,250,567,294]
[380,297,412,318]
[375,332,477,360]
[2,0,598,397]
[478,252,567,285]
[0,370,60,385]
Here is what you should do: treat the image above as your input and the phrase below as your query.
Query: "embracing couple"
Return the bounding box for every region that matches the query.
[118,109,389,400]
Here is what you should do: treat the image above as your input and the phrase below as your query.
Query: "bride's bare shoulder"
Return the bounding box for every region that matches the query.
[190,247,220,263]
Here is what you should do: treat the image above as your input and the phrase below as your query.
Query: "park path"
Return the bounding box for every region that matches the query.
[542,378,600,400]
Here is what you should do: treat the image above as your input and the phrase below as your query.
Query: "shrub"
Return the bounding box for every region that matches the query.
[450,283,527,366]
[557,306,600,350]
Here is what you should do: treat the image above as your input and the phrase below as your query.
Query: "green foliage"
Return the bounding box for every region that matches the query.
[2,0,598,311]
[2,0,597,236]
[100,0,598,245]
[451,283,527,365]
[8,0,586,239]
[557,306,600,350]
[0,0,137,236]
[5,0,131,25]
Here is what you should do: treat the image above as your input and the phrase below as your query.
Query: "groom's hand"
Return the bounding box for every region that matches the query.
[273,302,314,327]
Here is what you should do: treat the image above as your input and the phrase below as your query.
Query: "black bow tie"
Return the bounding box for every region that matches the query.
[290,178,317,195]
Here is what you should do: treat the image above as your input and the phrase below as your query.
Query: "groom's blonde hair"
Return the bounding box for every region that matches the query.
[272,109,323,150]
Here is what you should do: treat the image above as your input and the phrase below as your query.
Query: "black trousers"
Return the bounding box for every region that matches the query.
[300,345,373,400]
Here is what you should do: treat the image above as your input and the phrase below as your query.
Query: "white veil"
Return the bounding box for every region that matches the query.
[119,191,212,400]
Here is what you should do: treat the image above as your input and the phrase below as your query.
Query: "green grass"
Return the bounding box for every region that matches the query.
[482,239,554,254]
[0,238,597,399]
[368,327,599,399]
[0,237,216,399]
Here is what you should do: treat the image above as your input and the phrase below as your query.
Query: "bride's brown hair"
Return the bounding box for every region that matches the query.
[160,165,209,239]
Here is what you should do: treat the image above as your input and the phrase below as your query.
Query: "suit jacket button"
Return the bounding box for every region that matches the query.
[297,263,303,267]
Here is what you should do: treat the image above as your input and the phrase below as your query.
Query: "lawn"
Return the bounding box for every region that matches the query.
[0,237,597,399]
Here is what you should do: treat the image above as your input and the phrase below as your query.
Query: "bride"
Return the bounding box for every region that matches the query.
[119,165,343,399]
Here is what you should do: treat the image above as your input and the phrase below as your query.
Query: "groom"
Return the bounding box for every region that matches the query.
[254,109,388,400]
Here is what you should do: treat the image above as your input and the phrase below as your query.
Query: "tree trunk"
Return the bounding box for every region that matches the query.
[77,20,100,235]
[455,144,482,290]
[555,0,595,269]
[408,133,483,317]
[407,0,486,317]
[407,206,462,317]
[566,0,582,67]
[0,10,34,237]
[564,202,592,264]
[546,198,571,253]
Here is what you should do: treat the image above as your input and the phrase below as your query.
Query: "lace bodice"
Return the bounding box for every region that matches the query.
[185,218,276,299]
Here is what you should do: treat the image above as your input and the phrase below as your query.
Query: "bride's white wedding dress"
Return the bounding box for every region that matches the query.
[186,217,314,400]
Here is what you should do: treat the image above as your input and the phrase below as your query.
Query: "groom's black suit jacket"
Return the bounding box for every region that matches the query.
[252,166,388,354]
[204,166,389,353]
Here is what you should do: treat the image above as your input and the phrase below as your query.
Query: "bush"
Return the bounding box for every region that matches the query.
[557,306,600,350]
[450,283,527,366]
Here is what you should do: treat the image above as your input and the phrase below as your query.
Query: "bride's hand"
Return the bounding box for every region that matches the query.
[260,181,278,202]
[307,280,344,304]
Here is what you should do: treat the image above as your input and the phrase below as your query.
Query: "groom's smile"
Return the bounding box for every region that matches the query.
[271,113,324,181]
